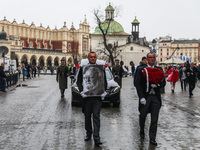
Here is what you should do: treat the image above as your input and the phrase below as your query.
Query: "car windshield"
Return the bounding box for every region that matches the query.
[105,69,112,81]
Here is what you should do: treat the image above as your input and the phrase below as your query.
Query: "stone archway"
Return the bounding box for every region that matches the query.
[39,56,45,68]
[30,55,37,66]
[21,54,29,66]
[54,57,59,67]
[47,56,52,69]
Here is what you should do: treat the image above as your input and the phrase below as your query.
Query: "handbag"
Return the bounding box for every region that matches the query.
[167,73,172,82]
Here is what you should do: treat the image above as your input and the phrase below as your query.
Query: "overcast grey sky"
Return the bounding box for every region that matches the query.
[1,0,200,41]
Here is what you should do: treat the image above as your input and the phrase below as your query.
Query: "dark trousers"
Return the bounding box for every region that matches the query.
[83,98,102,141]
[189,81,195,96]
[1,78,6,92]
[139,95,160,140]
[60,89,65,97]
[180,79,187,91]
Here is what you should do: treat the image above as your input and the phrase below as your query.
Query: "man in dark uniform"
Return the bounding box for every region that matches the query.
[76,51,107,147]
[134,56,147,87]
[186,62,198,98]
[56,59,68,98]
[134,53,166,146]
[112,59,124,88]
[69,64,76,84]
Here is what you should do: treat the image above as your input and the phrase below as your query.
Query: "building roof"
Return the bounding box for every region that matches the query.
[105,3,114,11]
[132,17,140,24]
[93,20,128,35]
[172,39,200,44]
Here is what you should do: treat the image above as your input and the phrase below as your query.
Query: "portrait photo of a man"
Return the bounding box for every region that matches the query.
[82,65,105,96]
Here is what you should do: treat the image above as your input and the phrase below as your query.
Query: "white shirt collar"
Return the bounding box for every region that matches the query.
[147,64,154,68]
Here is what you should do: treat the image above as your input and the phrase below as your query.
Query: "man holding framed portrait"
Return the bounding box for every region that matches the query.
[77,51,107,147]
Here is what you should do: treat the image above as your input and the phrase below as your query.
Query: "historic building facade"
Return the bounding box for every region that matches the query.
[158,36,172,63]
[0,16,90,68]
[171,39,200,63]
[90,3,150,67]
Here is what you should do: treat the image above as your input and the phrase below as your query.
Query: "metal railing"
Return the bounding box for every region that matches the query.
[0,72,18,89]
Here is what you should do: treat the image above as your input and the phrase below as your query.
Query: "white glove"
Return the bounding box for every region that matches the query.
[140,98,146,105]
[101,91,108,100]
[151,84,157,88]
[80,91,87,98]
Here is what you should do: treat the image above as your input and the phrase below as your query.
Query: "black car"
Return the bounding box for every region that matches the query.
[71,67,121,107]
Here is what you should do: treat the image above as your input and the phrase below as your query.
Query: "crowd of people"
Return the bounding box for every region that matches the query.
[163,61,200,97]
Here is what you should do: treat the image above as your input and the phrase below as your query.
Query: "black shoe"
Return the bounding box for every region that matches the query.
[172,90,174,93]
[189,95,192,98]
[95,140,102,147]
[61,95,64,98]
[150,139,157,146]
[84,136,91,141]
[140,132,145,139]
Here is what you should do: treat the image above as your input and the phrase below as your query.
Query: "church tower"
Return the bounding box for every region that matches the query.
[131,17,140,41]
[105,2,114,21]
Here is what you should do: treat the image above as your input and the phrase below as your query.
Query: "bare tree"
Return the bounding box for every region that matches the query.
[93,6,122,66]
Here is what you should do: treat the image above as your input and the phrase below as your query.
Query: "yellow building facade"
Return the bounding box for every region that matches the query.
[0,16,90,68]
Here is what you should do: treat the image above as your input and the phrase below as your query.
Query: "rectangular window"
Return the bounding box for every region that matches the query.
[21,41,24,47]
[167,53,169,55]
[185,48,187,51]
[15,40,18,46]
[167,49,169,51]
[83,39,87,51]
[37,43,40,48]
[189,53,191,56]
[194,53,196,56]
[30,42,33,48]
[68,43,71,52]
[160,49,162,51]
[45,43,47,49]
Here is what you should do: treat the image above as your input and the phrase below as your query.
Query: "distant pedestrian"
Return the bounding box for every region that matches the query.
[22,63,27,81]
[56,59,68,98]
[112,59,124,88]
[17,65,22,79]
[179,66,187,91]
[50,66,54,75]
[131,63,135,77]
[186,62,198,98]
[69,64,76,84]
[37,65,41,76]
[0,63,7,92]
[167,65,179,93]
[32,65,37,78]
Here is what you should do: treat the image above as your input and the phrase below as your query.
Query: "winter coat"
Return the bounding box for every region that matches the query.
[56,65,68,89]
[168,68,179,83]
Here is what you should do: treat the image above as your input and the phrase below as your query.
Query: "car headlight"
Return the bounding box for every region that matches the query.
[110,86,120,93]
[72,86,80,92]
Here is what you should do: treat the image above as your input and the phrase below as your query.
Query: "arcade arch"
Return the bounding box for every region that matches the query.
[46,56,53,69]
[30,55,37,66]
[39,55,45,67]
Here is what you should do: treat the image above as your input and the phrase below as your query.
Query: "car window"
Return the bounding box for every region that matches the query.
[105,69,112,80]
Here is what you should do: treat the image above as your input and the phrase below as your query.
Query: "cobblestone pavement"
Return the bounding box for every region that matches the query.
[0,75,200,150]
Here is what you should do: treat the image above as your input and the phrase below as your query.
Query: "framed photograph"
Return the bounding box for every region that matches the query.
[82,65,105,96]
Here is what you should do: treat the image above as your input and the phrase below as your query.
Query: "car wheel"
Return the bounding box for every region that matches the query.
[113,102,120,107]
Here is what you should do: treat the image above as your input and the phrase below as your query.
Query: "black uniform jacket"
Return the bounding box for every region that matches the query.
[134,65,166,111]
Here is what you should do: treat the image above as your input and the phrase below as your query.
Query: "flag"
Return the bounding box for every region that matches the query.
[189,57,192,63]
[182,56,185,61]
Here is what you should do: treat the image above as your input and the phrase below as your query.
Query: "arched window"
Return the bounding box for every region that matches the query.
[21,41,24,47]
[38,43,40,48]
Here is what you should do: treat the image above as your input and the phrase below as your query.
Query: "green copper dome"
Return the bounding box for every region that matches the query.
[93,20,125,35]
[132,17,140,24]
[105,4,114,11]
